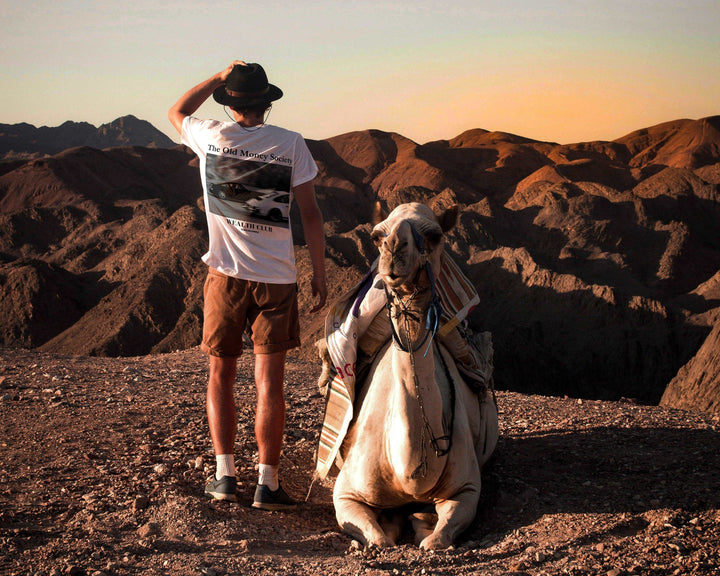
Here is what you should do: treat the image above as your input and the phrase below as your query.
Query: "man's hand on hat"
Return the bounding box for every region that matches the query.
[220,60,248,82]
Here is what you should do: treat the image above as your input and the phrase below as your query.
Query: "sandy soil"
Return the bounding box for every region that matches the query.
[1,346,719,576]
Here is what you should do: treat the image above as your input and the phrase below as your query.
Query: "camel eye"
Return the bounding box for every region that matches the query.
[371,230,385,245]
[425,230,442,250]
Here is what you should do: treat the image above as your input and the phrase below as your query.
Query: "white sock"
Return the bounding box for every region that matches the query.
[258,463,279,491]
[215,454,235,480]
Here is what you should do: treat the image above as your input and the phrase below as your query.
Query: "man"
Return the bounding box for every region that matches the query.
[169,61,327,510]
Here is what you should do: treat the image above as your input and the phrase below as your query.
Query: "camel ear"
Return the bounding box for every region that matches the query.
[436,204,459,233]
[372,201,387,226]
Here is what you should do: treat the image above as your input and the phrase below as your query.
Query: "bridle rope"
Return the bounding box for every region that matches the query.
[382,221,455,479]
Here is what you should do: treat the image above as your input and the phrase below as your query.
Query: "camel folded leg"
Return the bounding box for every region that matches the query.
[378,510,405,544]
[334,493,395,547]
[410,510,438,545]
[418,487,480,550]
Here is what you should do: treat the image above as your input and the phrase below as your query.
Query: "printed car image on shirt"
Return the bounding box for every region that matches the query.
[209,181,273,202]
[242,191,290,222]
[204,152,292,229]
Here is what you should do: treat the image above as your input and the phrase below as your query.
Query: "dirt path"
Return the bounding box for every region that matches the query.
[1,347,719,575]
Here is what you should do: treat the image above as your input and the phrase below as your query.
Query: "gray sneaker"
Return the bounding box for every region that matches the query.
[252,484,297,511]
[205,475,237,502]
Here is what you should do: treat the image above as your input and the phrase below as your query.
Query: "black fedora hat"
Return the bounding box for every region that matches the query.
[213,63,283,108]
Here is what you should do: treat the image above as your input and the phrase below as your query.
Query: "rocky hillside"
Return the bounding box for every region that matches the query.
[1,116,720,411]
[1,347,718,575]
[0,116,176,160]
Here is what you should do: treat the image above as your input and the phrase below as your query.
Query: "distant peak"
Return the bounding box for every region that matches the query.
[102,115,144,127]
[448,128,541,148]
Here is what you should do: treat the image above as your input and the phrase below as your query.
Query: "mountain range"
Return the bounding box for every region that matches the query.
[1,115,719,413]
[0,115,176,161]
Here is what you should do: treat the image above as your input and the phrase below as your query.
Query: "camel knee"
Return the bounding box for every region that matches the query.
[424,489,480,549]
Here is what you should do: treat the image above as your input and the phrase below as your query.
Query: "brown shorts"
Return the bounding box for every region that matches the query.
[201,268,300,357]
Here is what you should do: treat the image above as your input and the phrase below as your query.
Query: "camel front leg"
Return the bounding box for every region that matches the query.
[418,487,480,550]
[334,493,394,548]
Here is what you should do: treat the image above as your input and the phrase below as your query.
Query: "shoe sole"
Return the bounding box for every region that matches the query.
[251,501,297,511]
[205,491,237,502]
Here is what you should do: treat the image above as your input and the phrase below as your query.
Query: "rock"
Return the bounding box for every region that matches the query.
[132,495,149,511]
[137,523,160,538]
[467,245,681,401]
[661,320,720,413]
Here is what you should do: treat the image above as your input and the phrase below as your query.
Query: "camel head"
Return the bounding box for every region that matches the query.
[371,202,459,294]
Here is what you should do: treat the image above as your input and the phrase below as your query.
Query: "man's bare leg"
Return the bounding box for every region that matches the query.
[252,351,297,509]
[207,355,238,455]
[254,351,286,466]
[205,355,239,501]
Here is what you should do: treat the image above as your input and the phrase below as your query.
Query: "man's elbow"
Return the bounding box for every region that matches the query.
[302,204,324,226]
[168,108,184,135]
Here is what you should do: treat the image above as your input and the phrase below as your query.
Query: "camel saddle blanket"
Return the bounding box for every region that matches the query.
[315,253,480,479]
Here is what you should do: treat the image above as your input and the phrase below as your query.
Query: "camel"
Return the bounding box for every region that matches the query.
[330,202,498,550]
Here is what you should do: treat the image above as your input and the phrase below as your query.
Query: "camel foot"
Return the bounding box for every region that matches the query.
[410,511,438,546]
[379,511,404,544]
[419,530,453,550]
[364,535,394,548]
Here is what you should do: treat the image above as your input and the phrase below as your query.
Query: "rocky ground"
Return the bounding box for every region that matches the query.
[1,346,719,576]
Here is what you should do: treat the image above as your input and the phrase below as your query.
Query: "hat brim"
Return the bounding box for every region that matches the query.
[213,84,283,107]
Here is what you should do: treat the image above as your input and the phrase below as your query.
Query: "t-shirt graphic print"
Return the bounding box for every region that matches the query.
[206,153,292,228]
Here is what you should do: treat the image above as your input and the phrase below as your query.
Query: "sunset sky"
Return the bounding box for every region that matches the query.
[2,0,719,145]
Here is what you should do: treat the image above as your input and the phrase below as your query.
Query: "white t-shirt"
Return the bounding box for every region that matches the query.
[182,116,318,283]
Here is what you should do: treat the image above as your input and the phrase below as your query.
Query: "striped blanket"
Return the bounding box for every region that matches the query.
[315,252,480,479]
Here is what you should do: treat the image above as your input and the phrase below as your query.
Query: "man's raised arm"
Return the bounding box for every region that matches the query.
[168,60,245,134]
